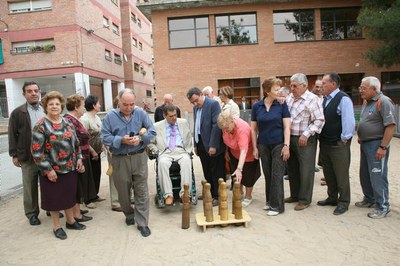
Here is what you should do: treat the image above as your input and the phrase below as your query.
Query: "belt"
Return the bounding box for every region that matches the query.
[176,145,184,149]
[115,149,144,156]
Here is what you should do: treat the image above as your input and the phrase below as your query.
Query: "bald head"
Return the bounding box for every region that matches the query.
[163,94,174,105]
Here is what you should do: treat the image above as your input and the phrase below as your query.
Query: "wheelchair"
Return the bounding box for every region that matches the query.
[148,149,198,208]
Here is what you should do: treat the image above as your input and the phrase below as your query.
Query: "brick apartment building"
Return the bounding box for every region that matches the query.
[138,0,400,115]
[0,0,154,117]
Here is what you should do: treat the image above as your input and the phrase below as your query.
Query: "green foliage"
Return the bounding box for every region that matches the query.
[216,19,252,45]
[358,0,400,67]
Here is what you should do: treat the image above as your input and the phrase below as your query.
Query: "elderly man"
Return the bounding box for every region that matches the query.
[356,76,396,219]
[154,93,181,123]
[101,88,156,237]
[317,73,355,215]
[203,86,222,107]
[286,73,325,211]
[9,81,45,226]
[148,105,192,206]
[187,87,225,206]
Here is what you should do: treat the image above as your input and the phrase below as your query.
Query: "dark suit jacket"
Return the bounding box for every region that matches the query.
[154,104,182,122]
[193,97,225,155]
[239,102,250,110]
[8,103,34,162]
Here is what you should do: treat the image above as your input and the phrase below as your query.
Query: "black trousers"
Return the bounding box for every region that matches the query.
[197,136,225,198]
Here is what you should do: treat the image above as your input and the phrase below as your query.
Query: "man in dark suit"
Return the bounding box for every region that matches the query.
[187,87,225,206]
[154,93,181,122]
[239,96,250,111]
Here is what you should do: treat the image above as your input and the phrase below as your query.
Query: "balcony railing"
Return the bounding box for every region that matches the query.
[11,44,55,54]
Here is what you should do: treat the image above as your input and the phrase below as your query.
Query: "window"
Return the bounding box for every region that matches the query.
[132,38,137,47]
[9,0,52,13]
[112,23,119,35]
[103,17,110,28]
[105,50,112,61]
[168,16,210,49]
[215,13,257,45]
[114,54,122,65]
[138,19,142,28]
[146,90,152,97]
[273,10,315,42]
[139,42,143,51]
[131,13,137,23]
[134,63,140,72]
[321,7,362,40]
[11,39,54,54]
[218,78,260,106]
[111,0,118,6]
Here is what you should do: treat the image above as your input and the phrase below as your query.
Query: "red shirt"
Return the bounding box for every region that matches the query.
[222,118,255,162]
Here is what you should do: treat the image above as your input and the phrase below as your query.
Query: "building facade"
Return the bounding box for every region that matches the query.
[0,0,154,117]
[138,0,400,116]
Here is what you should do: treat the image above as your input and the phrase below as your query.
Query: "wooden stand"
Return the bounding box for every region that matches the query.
[195,210,251,232]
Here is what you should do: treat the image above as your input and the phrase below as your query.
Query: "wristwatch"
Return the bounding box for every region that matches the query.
[379,145,387,150]
[237,166,243,172]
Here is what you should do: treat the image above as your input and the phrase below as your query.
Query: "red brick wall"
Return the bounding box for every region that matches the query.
[150,0,400,113]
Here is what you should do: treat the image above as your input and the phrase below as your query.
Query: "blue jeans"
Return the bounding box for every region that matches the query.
[359,140,390,211]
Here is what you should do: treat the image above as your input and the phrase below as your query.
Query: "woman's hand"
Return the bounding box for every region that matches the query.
[91,151,99,160]
[281,145,290,161]
[76,158,85,173]
[234,169,242,184]
[253,147,259,160]
[47,170,58,183]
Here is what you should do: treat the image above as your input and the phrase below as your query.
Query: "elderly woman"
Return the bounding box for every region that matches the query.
[80,94,104,208]
[65,94,97,222]
[251,77,291,216]
[217,112,261,207]
[219,86,240,118]
[31,91,86,240]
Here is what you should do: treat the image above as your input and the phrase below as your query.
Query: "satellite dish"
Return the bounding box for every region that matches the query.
[123,54,128,62]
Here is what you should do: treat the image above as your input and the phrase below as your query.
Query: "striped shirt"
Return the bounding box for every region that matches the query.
[287,90,325,137]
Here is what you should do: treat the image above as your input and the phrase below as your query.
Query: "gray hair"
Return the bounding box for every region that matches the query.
[362,76,381,92]
[118,88,135,99]
[290,73,308,87]
[202,86,213,93]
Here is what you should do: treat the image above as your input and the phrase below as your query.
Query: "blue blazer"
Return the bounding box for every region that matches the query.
[193,97,225,155]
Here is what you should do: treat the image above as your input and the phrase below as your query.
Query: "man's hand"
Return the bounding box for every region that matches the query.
[298,135,308,147]
[376,148,386,161]
[208,147,216,156]
[12,157,21,167]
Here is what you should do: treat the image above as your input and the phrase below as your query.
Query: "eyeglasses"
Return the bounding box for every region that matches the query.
[358,86,368,92]
[290,83,304,89]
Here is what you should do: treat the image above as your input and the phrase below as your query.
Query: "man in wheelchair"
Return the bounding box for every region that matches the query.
[148,105,193,206]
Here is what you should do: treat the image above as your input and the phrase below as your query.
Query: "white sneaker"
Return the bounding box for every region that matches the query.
[242,198,253,207]
[85,202,97,209]
[267,210,279,216]
[263,203,270,210]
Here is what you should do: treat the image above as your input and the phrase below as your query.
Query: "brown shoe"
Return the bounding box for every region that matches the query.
[294,203,309,211]
[165,196,174,206]
[284,197,298,203]
[112,207,123,212]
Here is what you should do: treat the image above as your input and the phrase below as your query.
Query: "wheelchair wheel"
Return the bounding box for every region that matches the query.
[155,194,165,208]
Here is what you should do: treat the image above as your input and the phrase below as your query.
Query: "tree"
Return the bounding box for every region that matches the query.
[216,18,252,45]
[357,0,400,67]
[284,11,314,41]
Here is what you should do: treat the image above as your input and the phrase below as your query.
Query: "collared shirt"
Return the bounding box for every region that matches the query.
[27,103,44,130]
[194,108,202,143]
[166,122,183,147]
[101,108,156,155]
[324,88,355,140]
[286,90,325,137]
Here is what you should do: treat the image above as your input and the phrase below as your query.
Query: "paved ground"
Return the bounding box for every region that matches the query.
[0,136,399,265]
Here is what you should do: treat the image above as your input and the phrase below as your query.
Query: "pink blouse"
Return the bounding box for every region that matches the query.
[222,118,255,162]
